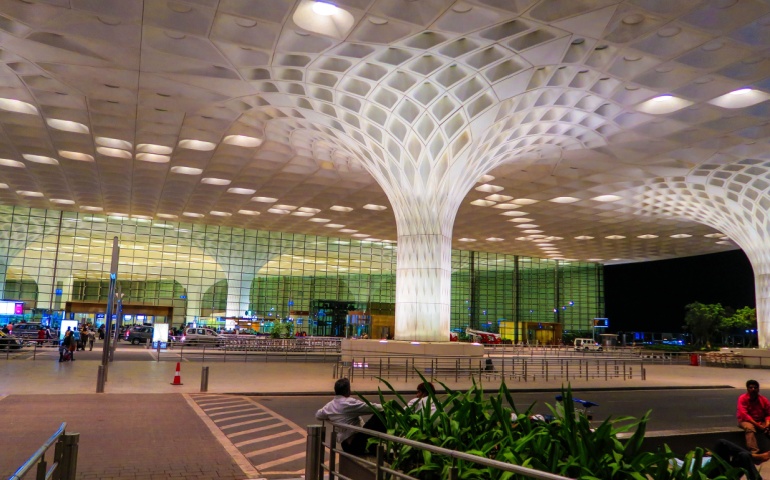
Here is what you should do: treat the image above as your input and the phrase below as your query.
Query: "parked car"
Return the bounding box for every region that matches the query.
[0,332,23,350]
[180,327,222,345]
[126,326,154,345]
[11,323,44,339]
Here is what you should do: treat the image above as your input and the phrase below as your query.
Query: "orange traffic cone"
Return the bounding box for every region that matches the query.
[170,362,183,386]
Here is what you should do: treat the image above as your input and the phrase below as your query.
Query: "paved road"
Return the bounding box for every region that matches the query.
[252,387,743,434]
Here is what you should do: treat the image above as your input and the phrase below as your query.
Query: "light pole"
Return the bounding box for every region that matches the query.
[109,289,124,362]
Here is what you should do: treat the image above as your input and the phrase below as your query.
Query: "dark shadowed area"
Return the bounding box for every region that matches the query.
[605,250,755,334]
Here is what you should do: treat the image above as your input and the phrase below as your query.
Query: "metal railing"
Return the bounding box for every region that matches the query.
[9,422,79,480]
[152,336,342,363]
[337,355,647,383]
[305,422,572,480]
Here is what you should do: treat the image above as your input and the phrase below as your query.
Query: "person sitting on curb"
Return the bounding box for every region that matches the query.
[315,378,384,455]
[737,379,770,463]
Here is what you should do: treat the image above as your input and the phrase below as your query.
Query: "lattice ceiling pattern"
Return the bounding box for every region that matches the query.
[1,0,769,264]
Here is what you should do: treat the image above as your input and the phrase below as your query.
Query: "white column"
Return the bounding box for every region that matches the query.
[756,272,770,349]
[226,272,254,318]
[394,233,452,341]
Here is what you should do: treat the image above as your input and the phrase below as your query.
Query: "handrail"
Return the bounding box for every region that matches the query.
[316,422,572,480]
[9,422,72,480]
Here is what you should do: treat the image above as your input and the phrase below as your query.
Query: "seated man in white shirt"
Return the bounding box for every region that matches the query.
[316,378,384,455]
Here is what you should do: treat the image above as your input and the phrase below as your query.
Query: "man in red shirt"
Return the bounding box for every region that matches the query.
[737,379,770,461]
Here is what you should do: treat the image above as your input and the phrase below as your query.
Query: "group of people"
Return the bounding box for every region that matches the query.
[57,325,97,362]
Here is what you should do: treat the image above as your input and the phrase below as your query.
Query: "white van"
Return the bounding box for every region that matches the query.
[574,338,602,351]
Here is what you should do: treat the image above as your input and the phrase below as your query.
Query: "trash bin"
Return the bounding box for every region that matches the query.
[689,353,700,366]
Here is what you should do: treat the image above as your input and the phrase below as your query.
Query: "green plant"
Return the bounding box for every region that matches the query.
[359,375,742,479]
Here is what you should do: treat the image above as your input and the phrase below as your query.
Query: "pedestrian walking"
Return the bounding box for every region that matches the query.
[88,329,95,351]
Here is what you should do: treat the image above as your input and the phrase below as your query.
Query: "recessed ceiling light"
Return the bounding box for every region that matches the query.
[97,147,132,159]
[592,194,622,202]
[46,118,89,134]
[0,183,7,189]
[605,235,626,239]
[521,230,543,234]
[274,204,297,210]
[227,187,256,195]
[0,98,38,115]
[170,166,202,175]
[470,199,495,207]
[223,135,263,148]
[512,198,538,205]
[458,238,476,242]
[59,151,94,162]
[81,206,103,212]
[23,154,58,165]
[183,212,204,218]
[201,177,231,186]
[252,196,277,203]
[309,218,330,223]
[107,212,128,218]
[493,204,521,210]
[363,204,387,211]
[670,233,692,238]
[704,233,727,238]
[291,211,315,217]
[298,207,321,213]
[486,194,513,202]
[137,144,172,154]
[475,184,504,193]
[502,211,529,217]
[0,158,24,168]
[486,237,504,242]
[575,236,594,240]
[324,223,345,228]
[330,205,353,212]
[312,1,339,15]
[50,198,75,204]
[351,233,369,238]
[17,190,44,197]
[550,196,580,204]
[708,88,770,109]
[157,213,178,219]
[477,175,495,183]
[237,210,260,216]
[339,229,358,233]
[637,94,693,114]
[95,137,132,150]
[716,240,732,245]
[267,208,290,214]
[637,234,658,239]
[178,139,216,151]
[131,215,152,220]
[210,211,232,217]
[136,153,170,163]
[509,218,534,223]
[515,224,539,228]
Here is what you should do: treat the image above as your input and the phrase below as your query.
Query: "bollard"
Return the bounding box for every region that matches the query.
[200,366,209,392]
[305,425,324,480]
[96,365,105,393]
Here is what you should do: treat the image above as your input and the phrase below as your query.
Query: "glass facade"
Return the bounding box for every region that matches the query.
[0,205,603,338]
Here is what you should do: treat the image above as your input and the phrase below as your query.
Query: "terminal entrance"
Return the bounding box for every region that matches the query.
[310,300,362,337]
[64,301,173,327]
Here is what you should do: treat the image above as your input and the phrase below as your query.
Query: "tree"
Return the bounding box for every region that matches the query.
[719,306,757,346]
[684,302,726,346]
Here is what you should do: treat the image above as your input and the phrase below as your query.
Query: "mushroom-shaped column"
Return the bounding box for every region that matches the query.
[633,162,770,347]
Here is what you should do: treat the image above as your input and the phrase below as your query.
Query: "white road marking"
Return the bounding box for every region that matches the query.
[183,393,262,479]
[244,438,306,457]
[234,429,296,448]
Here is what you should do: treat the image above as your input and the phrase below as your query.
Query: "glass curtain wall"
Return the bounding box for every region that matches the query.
[0,205,603,337]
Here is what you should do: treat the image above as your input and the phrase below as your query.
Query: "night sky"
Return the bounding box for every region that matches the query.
[604,250,755,334]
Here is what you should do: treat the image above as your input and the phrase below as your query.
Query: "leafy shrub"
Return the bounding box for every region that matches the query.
[361,376,741,479]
